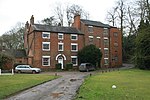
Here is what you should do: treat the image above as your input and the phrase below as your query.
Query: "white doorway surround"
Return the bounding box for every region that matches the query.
[56,54,66,69]
[58,57,64,69]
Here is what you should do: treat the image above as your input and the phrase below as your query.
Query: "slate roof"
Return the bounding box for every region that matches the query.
[81,19,110,28]
[32,24,82,34]
[2,49,27,58]
[14,49,27,58]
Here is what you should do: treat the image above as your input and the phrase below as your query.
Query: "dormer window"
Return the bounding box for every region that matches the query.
[42,32,50,39]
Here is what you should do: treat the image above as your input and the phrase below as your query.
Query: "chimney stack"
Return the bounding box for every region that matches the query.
[30,15,34,25]
[73,14,81,29]
[25,21,29,29]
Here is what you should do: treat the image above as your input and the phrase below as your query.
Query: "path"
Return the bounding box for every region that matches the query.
[5,72,92,100]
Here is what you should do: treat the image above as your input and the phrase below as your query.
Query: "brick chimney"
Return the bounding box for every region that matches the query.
[25,21,29,29]
[73,14,81,29]
[30,15,34,25]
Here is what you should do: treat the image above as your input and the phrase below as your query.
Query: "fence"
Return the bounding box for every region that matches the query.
[0,69,14,75]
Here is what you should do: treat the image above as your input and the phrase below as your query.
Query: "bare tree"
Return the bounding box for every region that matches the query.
[106,7,118,26]
[54,3,64,26]
[116,0,127,35]
[106,0,127,35]
[43,3,89,27]
[1,22,24,50]
[66,4,89,26]
[41,16,58,26]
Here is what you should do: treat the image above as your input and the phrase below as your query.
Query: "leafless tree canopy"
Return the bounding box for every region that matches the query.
[42,3,89,27]
[0,22,24,50]
[106,0,150,35]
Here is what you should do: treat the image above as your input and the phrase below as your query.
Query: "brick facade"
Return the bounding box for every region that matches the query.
[24,15,122,70]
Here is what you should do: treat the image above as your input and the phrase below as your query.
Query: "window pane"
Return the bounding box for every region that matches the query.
[43,44,49,49]
[88,26,93,33]
[103,29,108,36]
[42,32,50,39]
[58,34,63,39]
[58,43,63,51]
[42,42,50,50]
[114,32,118,37]
[104,59,109,65]
[72,45,76,50]
[42,57,50,66]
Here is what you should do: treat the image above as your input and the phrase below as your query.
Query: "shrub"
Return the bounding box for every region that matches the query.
[65,63,73,70]
[55,63,61,69]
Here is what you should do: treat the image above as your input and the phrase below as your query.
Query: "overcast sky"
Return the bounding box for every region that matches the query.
[0,0,117,36]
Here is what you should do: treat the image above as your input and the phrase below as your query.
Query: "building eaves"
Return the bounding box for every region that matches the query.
[81,19,110,28]
[32,24,83,34]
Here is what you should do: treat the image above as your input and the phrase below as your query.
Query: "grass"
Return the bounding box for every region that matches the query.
[75,69,150,100]
[0,74,59,99]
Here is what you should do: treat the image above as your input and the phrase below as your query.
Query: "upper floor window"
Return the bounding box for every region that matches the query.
[114,32,118,37]
[71,34,78,40]
[42,32,50,39]
[42,56,50,66]
[88,26,93,33]
[58,42,64,51]
[42,42,50,51]
[103,28,108,36]
[97,36,101,39]
[58,33,64,40]
[114,43,118,47]
[71,43,78,52]
[104,39,109,46]
[89,36,94,42]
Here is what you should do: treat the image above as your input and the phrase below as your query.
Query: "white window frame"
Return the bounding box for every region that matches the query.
[89,36,93,38]
[88,26,93,33]
[42,56,50,66]
[71,43,78,52]
[71,56,78,66]
[97,36,101,39]
[42,32,50,39]
[104,37,108,39]
[42,42,50,51]
[58,42,64,51]
[58,33,64,40]
[71,34,78,40]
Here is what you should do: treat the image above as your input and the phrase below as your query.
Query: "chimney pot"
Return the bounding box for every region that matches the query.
[30,15,34,24]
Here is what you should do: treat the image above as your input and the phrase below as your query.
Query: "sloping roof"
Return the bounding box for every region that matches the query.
[1,49,27,58]
[32,24,82,34]
[81,19,110,28]
[14,49,27,58]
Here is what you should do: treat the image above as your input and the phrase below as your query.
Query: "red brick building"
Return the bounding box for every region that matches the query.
[24,15,122,70]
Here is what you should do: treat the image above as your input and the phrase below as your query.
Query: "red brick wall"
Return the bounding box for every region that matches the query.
[110,28,122,67]
[27,31,84,70]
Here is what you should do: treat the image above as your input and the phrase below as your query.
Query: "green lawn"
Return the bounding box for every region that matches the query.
[75,69,150,100]
[0,74,58,99]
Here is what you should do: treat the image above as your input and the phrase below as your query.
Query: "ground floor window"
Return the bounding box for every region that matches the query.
[104,58,109,65]
[42,56,50,66]
[71,56,78,66]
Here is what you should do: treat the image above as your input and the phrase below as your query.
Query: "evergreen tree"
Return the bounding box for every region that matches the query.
[78,44,102,67]
[135,19,150,69]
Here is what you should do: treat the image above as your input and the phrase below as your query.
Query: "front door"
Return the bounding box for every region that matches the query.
[58,57,64,69]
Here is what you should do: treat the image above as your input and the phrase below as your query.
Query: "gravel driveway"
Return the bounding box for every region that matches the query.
[5,72,93,100]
